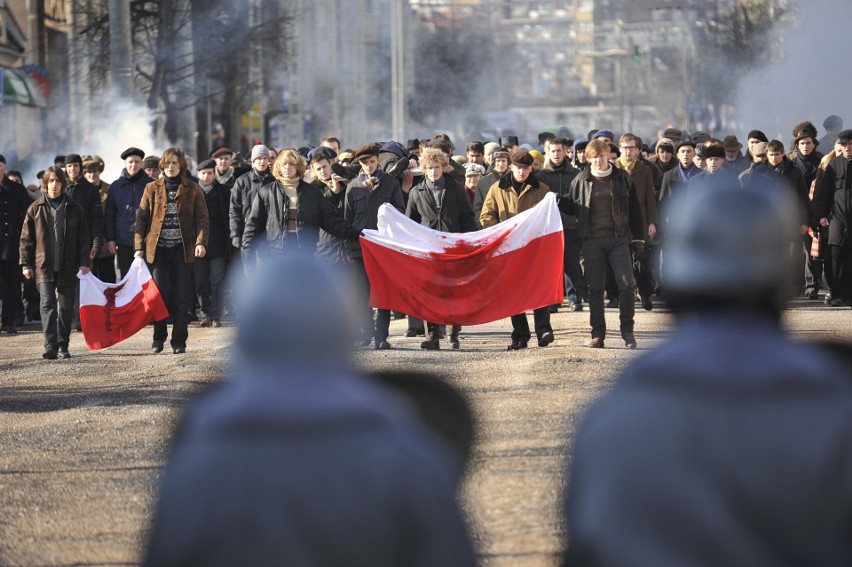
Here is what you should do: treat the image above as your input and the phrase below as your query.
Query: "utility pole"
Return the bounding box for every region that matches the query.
[390,0,406,142]
[108,0,134,94]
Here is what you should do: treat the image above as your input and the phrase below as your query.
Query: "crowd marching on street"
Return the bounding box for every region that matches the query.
[1,114,850,359]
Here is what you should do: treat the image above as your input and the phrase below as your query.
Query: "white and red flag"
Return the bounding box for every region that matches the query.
[361,192,564,326]
[78,257,169,351]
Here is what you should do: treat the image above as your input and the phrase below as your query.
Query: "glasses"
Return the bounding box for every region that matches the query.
[620,146,638,151]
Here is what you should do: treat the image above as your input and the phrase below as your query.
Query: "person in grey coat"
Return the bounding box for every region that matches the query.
[564,182,852,567]
[144,251,475,567]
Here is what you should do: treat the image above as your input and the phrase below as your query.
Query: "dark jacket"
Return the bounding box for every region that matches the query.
[19,195,91,286]
[229,168,275,245]
[405,176,477,234]
[722,153,751,176]
[0,175,30,261]
[243,179,358,254]
[658,163,700,206]
[687,168,740,194]
[66,176,104,249]
[614,159,658,241]
[815,154,852,247]
[344,172,405,259]
[105,170,154,247]
[199,181,230,259]
[314,181,350,264]
[134,176,210,264]
[537,159,580,229]
[739,162,811,228]
[788,149,824,190]
[472,169,505,228]
[565,315,852,567]
[562,167,644,240]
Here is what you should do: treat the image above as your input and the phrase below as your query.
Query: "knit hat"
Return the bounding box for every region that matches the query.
[824,115,843,130]
[593,129,615,141]
[657,138,675,152]
[464,163,486,177]
[573,139,589,153]
[250,145,270,162]
[121,147,145,160]
[747,130,768,143]
[703,144,726,159]
[510,150,534,167]
[197,159,215,171]
[484,142,499,156]
[211,147,233,159]
[64,154,83,166]
[142,155,160,169]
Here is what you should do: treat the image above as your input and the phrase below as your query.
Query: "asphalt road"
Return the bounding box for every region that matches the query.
[0,297,849,566]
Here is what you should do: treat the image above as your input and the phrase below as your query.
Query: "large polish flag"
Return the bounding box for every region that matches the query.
[78,257,170,351]
[361,192,564,326]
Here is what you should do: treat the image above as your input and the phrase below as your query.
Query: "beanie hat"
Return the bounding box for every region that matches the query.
[64,154,83,166]
[142,155,160,169]
[824,115,843,130]
[250,145,270,162]
[593,129,615,140]
[747,130,768,143]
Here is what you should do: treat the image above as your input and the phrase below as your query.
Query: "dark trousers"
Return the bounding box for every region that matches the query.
[151,246,192,348]
[193,256,226,319]
[0,259,20,325]
[829,245,852,302]
[563,229,583,303]
[93,255,117,283]
[23,277,39,320]
[353,259,390,342]
[38,278,75,351]
[116,246,135,278]
[511,307,552,342]
[583,236,635,339]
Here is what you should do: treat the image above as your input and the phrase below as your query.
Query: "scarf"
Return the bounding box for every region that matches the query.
[618,156,637,174]
[678,163,698,184]
[125,169,144,183]
[46,193,66,210]
[591,165,613,178]
[216,167,234,186]
[359,169,381,190]
[199,181,215,195]
[281,177,299,208]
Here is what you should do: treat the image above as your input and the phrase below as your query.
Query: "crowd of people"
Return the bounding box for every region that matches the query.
[0,113,850,357]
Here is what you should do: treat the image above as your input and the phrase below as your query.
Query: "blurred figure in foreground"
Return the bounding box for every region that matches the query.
[145,251,475,567]
[564,181,852,566]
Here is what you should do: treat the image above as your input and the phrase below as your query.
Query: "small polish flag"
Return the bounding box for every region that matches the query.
[361,192,564,326]
[78,257,170,351]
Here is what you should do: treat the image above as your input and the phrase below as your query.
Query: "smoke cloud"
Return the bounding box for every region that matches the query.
[735,0,852,143]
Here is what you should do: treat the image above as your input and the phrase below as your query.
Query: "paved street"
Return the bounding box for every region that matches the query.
[0,298,849,565]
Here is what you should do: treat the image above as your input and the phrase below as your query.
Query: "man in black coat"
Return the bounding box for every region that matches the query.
[0,155,29,334]
[194,160,231,327]
[815,129,852,306]
[537,137,582,311]
[405,147,477,350]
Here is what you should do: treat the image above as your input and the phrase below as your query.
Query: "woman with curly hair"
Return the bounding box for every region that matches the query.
[242,148,358,266]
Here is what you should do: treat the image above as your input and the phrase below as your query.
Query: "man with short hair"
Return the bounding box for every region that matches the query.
[64,154,104,260]
[465,141,485,166]
[344,144,405,350]
[788,127,825,299]
[0,155,29,334]
[312,153,350,265]
[83,155,116,283]
[481,150,554,350]
[615,134,658,311]
[193,160,230,327]
[561,140,644,349]
[106,148,155,277]
[537,137,583,311]
[658,142,700,205]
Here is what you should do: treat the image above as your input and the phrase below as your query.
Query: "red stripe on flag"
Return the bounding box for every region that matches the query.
[362,231,564,326]
[80,278,170,350]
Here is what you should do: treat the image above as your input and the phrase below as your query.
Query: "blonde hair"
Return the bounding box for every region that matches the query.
[419,147,449,168]
[272,148,307,180]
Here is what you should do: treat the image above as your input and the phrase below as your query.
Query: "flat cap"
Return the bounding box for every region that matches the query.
[197,159,215,171]
[352,143,381,161]
[510,149,534,167]
[211,147,233,159]
[121,147,145,160]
